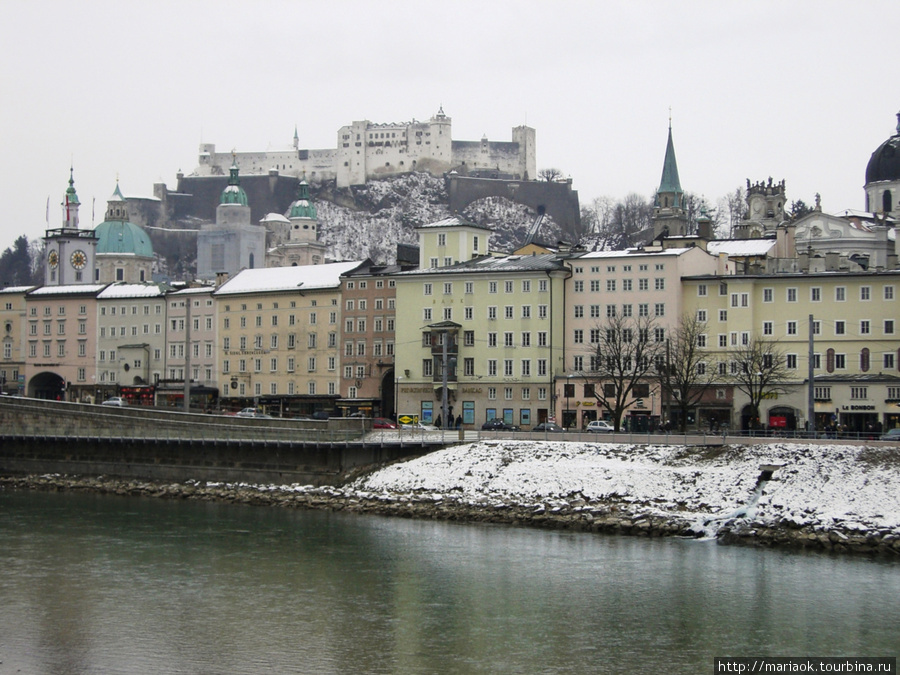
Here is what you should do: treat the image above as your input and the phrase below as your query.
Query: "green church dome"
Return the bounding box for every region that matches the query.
[94,181,154,257]
[220,162,249,206]
[94,220,154,257]
[288,179,317,219]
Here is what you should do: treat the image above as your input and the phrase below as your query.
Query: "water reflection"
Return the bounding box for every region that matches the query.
[1,491,897,674]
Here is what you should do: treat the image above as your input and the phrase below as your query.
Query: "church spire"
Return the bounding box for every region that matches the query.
[658,117,683,197]
[63,166,80,229]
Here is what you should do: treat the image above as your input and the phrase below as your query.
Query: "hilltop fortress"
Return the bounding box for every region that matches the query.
[193,107,536,187]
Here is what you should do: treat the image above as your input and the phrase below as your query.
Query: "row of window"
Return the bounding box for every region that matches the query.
[573,264,662,274]
[574,303,665,319]
[572,278,666,292]
[228,381,333,397]
[421,305,550,322]
[714,284,896,305]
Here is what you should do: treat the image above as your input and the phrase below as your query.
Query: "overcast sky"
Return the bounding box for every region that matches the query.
[1,0,897,253]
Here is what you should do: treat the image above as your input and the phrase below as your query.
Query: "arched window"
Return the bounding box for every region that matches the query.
[860,348,870,373]
[248,252,255,269]
[883,190,893,213]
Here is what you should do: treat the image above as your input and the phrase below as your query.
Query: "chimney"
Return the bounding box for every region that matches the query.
[215,272,229,288]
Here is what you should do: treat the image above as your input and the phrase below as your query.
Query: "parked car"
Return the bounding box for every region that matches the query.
[481,418,520,431]
[101,397,127,407]
[586,420,615,433]
[880,428,900,441]
[373,417,397,429]
[533,422,564,433]
[236,407,272,419]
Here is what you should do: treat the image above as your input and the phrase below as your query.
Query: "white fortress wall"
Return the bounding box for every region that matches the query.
[194,112,532,186]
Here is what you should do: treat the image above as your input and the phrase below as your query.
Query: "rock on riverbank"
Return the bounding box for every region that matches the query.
[3,441,899,556]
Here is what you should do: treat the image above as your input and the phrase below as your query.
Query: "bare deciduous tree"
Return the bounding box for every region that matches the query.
[728,337,791,430]
[660,314,719,432]
[585,313,666,431]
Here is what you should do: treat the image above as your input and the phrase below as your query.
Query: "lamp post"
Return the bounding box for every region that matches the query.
[565,373,573,430]
[395,374,402,423]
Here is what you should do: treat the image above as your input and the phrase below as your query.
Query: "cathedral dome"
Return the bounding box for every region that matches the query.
[94,220,154,257]
[865,112,900,184]
[93,182,154,257]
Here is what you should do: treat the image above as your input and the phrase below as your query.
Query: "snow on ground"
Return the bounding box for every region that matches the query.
[349,441,900,534]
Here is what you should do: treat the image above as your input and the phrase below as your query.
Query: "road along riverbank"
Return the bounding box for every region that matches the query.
[3,440,899,556]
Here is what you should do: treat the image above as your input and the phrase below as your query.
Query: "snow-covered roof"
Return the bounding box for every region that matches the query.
[707,239,776,257]
[395,253,566,276]
[97,283,168,299]
[0,285,35,294]
[576,247,696,260]
[416,216,491,231]
[28,284,107,296]
[214,261,364,296]
[261,212,290,223]
[169,285,215,296]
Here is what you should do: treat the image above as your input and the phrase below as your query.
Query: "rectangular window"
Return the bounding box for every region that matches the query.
[860,320,871,335]
[884,285,894,300]
[836,287,846,301]
[464,358,475,377]
[763,321,773,336]
[811,287,821,302]
[835,321,845,335]
[885,319,895,335]
[423,283,432,296]
[860,286,871,301]
[698,284,707,296]
[763,288,773,303]
[787,321,797,336]
[786,354,797,369]
[787,288,797,302]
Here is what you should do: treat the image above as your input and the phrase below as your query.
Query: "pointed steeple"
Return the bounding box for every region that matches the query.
[293,124,299,150]
[650,115,688,238]
[657,118,683,198]
[105,178,129,221]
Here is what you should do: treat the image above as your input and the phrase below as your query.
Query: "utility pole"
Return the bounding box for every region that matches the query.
[183,297,191,412]
[808,313,815,437]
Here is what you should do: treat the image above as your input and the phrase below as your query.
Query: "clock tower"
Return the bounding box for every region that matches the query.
[43,168,98,286]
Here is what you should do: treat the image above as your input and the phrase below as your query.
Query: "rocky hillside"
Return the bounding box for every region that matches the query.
[317,173,563,264]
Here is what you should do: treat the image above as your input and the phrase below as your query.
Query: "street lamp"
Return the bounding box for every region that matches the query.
[395,374,402,423]
[565,373,573,430]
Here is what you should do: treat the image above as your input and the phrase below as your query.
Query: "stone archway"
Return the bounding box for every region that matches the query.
[28,371,66,401]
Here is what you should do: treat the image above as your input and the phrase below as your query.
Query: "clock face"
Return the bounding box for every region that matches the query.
[70,250,87,270]
[48,250,59,268]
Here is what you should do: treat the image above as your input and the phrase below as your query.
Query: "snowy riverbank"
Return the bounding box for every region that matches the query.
[4,440,899,555]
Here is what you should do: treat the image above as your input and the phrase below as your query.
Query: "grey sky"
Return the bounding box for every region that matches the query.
[1,0,896,253]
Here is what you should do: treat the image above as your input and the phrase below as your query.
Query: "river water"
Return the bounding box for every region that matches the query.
[0,490,897,674]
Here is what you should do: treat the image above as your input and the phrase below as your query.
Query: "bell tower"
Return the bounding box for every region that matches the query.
[43,167,98,286]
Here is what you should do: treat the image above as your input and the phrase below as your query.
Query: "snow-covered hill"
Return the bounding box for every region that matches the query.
[316,174,562,264]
